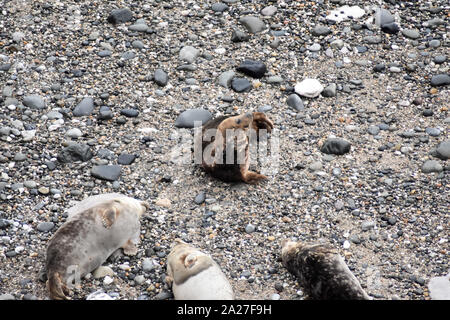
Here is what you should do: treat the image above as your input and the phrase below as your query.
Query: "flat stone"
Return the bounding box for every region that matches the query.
[261,5,277,16]
[435,140,450,160]
[374,8,395,27]
[430,74,450,87]
[320,138,351,155]
[211,3,228,12]
[312,25,331,36]
[321,83,336,97]
[381,22,399,34]
[58,144,93,163]
[179,46,200,63]
[23,95,45,109]
[121,51,136,60]
[36,222,54,232]
[428,273,450,300]
[194,192,206,204]
[294,78,324,98]
[128,24,148,32]
[286,94,304,111]
[364,36,382,44]
[65,128,82,139]
[73,97,94,116]
[107,8,133,24]
[236,60,267,79]
[91,165,122,181]
[231,78,252,92]
[326,5,365,23]
[239,16,266,34]
[174,109,212,128]
[231,30,250,42]
[402,29,420,39]
[421,160,443,173]
[217,70,235,88]
[120,108,139,117]
[93,266,115,279]
[117,153,136,165]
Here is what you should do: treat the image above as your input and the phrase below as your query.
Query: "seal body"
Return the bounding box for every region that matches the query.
[46,195,148,300]
[166,240,234,300]
[200,112,273,183]
[281,240,370,300]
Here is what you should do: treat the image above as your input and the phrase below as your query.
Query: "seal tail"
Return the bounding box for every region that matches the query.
[46,271,69,300]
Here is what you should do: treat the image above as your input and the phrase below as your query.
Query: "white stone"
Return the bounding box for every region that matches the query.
[294,78,324,98]
[428,273,450,300]
[21,130,36,141]
[86,290,115,300]
[65,128,82,139]
[327,6,365,23]
[103,276,114,285]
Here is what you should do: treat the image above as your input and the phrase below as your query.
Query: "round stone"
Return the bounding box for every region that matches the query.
[422,160,443,173]
[294,78,324,98]
[36,222,55,232]
[239,16,266,34]
[174,109,212,128]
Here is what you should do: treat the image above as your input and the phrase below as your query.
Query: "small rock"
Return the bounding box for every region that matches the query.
[321,83,337,97]
[154,69,168,87]
[231,30,250,43]
[194,192,206,205]
[73,97,94,117]
[155,198,171,208]
[320,138,351,155]
[236,60,267,79]
[285,94,303,112]
[211,3,228,12]
[179,46,200,64]
[402,29,420,39]
[107,8,133,24]
[91,165,122,181]
[174,109,212,128]
[36,222,54,232]
[245,224,256,234]
[295,79,324,98]
[93,266,114,279]
[117,153,136,165]
[422,160,443,173]
[217,70,235,88]
[435,141,450,160]
[312,25,331,36]
[239,16,266,34]
[430,74,450,87]
[58,144,93,163]
[231,78,252,93]
[23,95,45,109]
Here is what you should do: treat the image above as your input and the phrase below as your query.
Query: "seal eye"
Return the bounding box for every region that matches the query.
[236,119,241,124]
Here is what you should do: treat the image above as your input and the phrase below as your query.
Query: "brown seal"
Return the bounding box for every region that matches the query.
[45,196,148,300]
[281,240,371,300]
[200,112,273,183]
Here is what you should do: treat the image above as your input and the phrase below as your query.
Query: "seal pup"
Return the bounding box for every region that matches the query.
[46,196,148,300]
[166,240,234,300]
[281,240,370,300]
[200,112,273,183]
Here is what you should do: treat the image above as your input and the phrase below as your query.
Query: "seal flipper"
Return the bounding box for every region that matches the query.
[122,239,138,256]
[241,170,267,184]
[46,271,71,300]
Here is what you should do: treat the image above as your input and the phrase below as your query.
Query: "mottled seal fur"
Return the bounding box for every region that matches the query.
[46,195,148,300]
[281,240,370,300]
[200,112,273,183]
[166,240,234,300]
